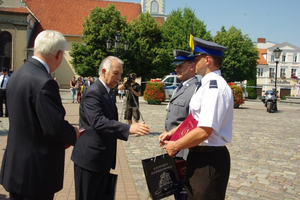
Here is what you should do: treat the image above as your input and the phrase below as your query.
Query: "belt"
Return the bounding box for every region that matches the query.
[189,146,225,153]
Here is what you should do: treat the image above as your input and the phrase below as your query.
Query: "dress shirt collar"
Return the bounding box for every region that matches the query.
[32,56,50,74]
[99,78,110,93]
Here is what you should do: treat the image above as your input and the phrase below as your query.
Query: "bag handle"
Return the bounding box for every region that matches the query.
[152,139,165,162]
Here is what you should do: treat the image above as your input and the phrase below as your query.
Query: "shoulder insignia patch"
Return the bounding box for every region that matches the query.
[209,80,218,89]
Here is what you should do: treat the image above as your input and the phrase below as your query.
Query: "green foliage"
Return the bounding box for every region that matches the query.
[213,26,259,82]
[70,4,128,77]
[124,12,165,80]
[143,82,166,102]
[160,7,212,74]
[246,79,257,99]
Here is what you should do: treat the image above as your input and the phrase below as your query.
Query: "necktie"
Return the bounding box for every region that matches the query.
[176,83,183,93]
[1,75,5,88]
[196,81,202,91]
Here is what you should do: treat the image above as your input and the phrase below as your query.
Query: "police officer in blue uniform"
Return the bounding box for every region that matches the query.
[165,49,198,200]
[160,37,233,199]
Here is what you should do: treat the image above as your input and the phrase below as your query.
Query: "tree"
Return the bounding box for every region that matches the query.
[70,4,128,77]
[213,26,259,82]
[124,12,164,80]
[246,79,257,99]
[160,7,212,74]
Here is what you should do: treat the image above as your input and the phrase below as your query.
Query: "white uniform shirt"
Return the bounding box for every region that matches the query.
[189,70,233,146]
[0,74,9,89]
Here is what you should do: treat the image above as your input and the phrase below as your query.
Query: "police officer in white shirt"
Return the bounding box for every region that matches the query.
[0,68,9,117]
[159,37,233,200]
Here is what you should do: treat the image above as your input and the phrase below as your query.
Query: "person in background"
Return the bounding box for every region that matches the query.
[159,37,233,200]
[118,80,125,102]
[84,76,92,90]
[71,56,149,200]
[70,76,77,103]
[0,30,80,200]
[118,73,141,124]
[76,77,84,103]
[0,68,10,117]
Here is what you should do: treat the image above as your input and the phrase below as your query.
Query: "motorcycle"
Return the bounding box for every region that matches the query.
[261,90,277,113]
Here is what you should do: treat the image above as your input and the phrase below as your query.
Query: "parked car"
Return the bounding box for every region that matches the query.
[161,74,202,99]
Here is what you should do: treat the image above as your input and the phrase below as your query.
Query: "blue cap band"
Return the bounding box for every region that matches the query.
[194,46,224,57]
[175,55,194,61]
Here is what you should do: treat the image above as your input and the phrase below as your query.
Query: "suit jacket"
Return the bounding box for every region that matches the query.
[165,77,199,132]
[71,79,130,173]
[0,58,77,195]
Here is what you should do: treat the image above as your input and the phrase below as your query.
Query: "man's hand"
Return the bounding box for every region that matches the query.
[162,140,179,158]
[158,131,173,146]
[129,121,150,136]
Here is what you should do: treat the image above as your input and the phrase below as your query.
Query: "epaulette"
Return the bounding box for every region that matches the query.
[209,80,218,89]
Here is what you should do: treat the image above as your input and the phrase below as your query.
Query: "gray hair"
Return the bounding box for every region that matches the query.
[98,56,124,76]
[34,30,66,57]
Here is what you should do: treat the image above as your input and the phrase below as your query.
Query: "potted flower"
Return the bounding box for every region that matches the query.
[228,83,244,108]
[143,81,166,104]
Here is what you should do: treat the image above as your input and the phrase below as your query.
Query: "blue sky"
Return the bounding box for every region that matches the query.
[110,0,300,48]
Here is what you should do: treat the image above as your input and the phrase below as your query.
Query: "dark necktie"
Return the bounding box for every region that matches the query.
[196,81,202,91]
[1,75,5,88]
[176,83,183,93]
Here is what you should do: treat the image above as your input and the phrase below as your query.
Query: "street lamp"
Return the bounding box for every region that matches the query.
[273,47,282,93]
[106,32,130,57]
[106,33,130,102]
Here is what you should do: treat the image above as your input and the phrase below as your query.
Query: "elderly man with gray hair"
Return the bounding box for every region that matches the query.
[0,30,80,200]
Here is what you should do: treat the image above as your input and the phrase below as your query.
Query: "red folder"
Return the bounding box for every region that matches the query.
[170,113,198,141]
[65,127,85,149]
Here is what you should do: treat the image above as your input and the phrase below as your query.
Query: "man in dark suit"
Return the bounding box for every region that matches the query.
[0,30,80,200]
[71,56,150,200]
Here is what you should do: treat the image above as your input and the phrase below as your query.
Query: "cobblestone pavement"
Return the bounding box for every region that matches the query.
[119,99,300,200]
[0,93,299,199]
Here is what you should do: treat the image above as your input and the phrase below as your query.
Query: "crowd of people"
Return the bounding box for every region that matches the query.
[0,29,233,200]
[69,76,95,103]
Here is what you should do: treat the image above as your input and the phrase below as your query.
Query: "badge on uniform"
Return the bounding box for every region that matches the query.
[209,80,218,89]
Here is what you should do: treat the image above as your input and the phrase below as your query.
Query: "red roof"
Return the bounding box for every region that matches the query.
[257,49,268,65]
[23,0,142,36]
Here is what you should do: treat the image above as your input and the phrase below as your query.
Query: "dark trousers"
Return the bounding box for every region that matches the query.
[74,164,109,200]
[184,146,230,200]
[9,193,54,200]
[0,90,7,116]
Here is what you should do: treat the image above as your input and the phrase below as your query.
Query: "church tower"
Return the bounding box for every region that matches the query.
[141,0,166,24]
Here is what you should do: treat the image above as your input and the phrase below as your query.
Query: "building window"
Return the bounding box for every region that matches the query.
[0,31,12,70]
[269,68,275,78]
[150,0,159,13]
[291,68,297,78]
[293,54,297,63]
[257,68,263,77]
[270,54,274,62]
[280,68,286,78]
[281,53,286,62]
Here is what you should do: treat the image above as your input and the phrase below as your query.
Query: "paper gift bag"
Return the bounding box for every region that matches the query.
[142,154,179,200]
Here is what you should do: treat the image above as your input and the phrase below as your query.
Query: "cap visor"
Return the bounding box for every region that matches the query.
[171,61,185,65]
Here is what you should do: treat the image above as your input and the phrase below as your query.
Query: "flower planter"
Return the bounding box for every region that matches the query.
[147,100,162,105]
[234,104,240,108]
[143,82,166,104]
